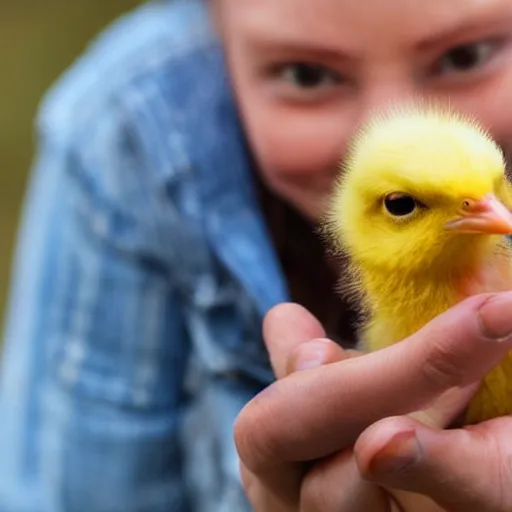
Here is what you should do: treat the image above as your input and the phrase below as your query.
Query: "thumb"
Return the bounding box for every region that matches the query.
[355,416,512,512]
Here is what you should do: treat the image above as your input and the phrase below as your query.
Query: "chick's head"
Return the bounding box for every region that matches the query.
[326,107,512,277]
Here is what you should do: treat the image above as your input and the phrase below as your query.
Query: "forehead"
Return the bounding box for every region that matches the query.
[222,0,510,51]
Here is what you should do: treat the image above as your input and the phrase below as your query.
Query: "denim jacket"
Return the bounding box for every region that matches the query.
[0,1,289,510]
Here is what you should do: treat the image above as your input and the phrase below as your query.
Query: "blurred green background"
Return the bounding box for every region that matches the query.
[0,0,141,323]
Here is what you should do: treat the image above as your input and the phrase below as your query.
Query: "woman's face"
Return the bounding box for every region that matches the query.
[214,0,512,220]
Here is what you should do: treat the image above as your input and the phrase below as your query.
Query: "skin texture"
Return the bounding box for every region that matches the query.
[215,0,512,220]
[237,298,512,512]
[211,0,512,510]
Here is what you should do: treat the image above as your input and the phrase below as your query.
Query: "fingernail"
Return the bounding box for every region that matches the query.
[368,430,421,477]
[294,343,329,371]
[478,292,512,340]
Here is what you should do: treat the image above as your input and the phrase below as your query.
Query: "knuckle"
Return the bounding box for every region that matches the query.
[300,467,331,512]
[233,406,257,467]
[233,399,277,474]
[421,340,466,390]
[300,452,347,512]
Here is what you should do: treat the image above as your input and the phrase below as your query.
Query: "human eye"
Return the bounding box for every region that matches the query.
[432,39,503,77]
[279,62,341,89]
[266,61,347,102]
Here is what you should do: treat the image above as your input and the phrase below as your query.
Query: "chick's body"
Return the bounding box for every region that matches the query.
[325,106,512,424]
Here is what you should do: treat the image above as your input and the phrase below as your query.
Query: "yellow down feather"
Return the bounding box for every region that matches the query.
[324,103,512,425]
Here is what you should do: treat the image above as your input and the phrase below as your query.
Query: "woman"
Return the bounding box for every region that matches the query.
[2,0,512,510]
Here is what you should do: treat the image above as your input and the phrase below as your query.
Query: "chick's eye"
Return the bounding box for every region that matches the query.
[384,193,418,217]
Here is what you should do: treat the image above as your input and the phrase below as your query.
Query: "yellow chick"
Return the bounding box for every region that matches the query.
[324,104,512,425]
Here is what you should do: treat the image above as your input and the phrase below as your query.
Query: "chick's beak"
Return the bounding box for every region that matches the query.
[445,193,512,235]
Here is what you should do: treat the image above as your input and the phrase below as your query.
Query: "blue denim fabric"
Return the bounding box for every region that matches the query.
[0,1,289,510]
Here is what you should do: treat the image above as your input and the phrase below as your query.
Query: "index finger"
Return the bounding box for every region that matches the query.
[236,291,512,473]
[238,303,344,509]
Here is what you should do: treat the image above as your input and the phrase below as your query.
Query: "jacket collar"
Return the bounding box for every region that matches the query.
[182,41,290,316]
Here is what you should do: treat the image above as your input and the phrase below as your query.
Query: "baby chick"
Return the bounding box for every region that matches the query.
[324,104,512,424]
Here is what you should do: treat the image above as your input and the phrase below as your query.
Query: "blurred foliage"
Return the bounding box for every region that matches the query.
[0,0,141,323]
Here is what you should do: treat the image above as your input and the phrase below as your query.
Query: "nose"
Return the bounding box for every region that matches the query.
[338,74,420,163]
[341,79,419,158]
[356,78,419,129]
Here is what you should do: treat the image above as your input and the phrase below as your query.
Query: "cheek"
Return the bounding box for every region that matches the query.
[231,71,356,196]
[442,67,512,149]
[239,91,354,195]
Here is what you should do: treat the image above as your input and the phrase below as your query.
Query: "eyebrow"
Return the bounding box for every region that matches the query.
[245,37,356,63]
[240,0,512,63]
[239,18,358,64]
[415,0,512,51]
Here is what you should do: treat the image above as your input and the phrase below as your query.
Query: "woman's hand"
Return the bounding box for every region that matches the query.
[235,292,512,511]
[356,399,512,511]
[238,303,394,511]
